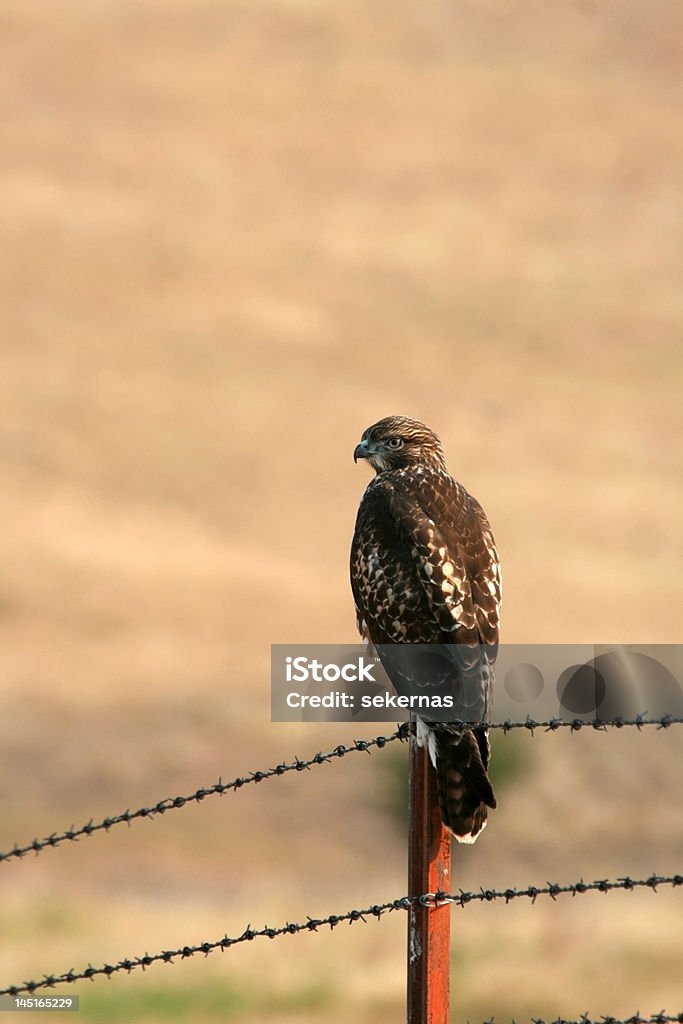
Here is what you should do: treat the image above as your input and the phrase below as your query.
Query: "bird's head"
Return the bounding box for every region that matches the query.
[353,416,447,475]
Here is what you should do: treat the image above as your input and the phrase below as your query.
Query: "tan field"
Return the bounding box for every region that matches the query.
[0,1,682,1021]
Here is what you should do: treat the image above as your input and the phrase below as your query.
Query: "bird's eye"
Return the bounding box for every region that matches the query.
[386,437,404,449]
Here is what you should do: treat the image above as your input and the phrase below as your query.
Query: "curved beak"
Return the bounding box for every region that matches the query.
[354,440,370,463]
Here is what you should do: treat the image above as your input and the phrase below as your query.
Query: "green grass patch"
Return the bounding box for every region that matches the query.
[487,731,532,793]
[80,978,336,1022]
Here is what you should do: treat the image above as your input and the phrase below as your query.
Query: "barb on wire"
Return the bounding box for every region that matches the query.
[1,873,680,998]
[0,728,407,865]
[1,715,680,865]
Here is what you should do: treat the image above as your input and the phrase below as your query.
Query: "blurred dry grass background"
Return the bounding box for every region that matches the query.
[0,0,682,1021]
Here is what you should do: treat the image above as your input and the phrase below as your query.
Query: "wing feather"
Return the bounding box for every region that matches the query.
[351,470,500,647]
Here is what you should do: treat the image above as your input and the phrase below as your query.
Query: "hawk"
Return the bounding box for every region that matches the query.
[350,415,501,842]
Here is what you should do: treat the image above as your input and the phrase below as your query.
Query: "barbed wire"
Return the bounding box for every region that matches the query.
[418,872,683,908]
[0,872,679,998]
[0,728,407,864]
[1,715,680,866]
[0,874,678,997]
[478,1016,683,1024]
[477,714,683,733]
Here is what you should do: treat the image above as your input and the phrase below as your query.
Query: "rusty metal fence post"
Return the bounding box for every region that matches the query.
[407,728,452,1023]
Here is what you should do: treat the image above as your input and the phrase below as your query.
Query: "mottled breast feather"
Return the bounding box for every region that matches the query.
[350,467,501,649]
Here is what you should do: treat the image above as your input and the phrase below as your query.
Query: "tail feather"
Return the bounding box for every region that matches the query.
[434,727,496,843]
